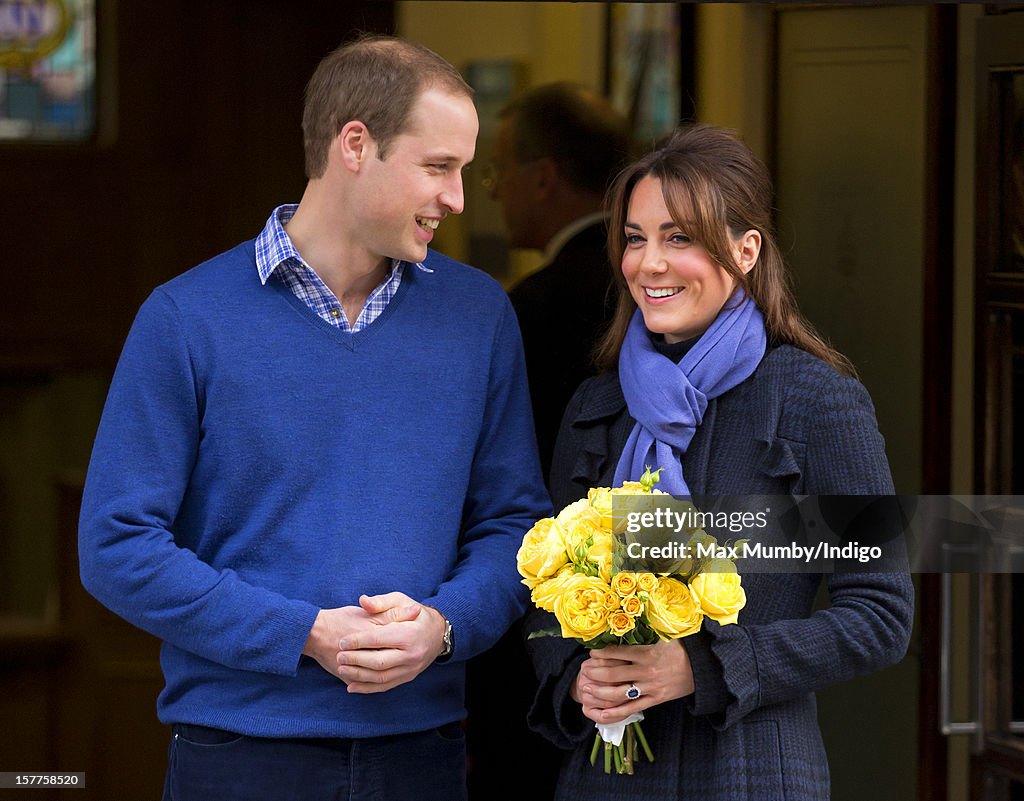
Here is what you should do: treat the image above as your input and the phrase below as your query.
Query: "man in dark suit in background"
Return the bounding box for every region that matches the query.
[488,82,631,477]
[467,82,630,801]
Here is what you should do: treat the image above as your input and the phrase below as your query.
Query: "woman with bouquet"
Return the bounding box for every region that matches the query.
[525,123,913,800]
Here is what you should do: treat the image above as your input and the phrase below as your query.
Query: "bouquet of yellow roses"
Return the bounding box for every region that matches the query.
[516,467,746,775]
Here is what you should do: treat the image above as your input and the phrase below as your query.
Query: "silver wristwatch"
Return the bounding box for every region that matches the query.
[438,615,454,661]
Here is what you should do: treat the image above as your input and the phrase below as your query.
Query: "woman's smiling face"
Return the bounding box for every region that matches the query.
[620,175,743,344]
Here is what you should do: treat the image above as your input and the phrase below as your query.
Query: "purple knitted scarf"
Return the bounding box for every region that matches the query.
[613,292,767,495]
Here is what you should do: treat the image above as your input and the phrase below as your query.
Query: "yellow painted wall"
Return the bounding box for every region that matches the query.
[397,2,605,91]
[696,4,773,163]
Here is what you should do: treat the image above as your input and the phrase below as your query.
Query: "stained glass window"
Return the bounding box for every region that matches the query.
[0,0,95,141]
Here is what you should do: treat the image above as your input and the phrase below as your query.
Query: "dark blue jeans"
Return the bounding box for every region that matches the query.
[161,722,467,801]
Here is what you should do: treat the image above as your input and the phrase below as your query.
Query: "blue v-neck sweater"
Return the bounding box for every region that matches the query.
[79,241,550,738]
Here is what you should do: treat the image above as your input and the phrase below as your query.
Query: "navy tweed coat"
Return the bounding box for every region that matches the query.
[525,345,914,801]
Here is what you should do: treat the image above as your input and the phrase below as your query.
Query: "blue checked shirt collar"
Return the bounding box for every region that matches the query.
[254,204,432,332]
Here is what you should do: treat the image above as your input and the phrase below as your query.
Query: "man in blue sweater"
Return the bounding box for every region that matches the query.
[78,35,549,801]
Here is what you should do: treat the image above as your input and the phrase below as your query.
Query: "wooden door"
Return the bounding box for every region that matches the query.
[972,10,1024,800]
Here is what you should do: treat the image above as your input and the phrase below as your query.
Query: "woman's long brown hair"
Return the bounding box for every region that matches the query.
[594,123,856,377]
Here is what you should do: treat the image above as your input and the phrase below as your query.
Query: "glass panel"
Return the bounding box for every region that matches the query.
[1014,574,1024,732]
[1009,317,1023,738]
[608,3,681,143]
[1014,314,1024,495]
[1000,71,1024,272]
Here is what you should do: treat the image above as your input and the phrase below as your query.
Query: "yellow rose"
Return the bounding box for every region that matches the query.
[516,518,569,588]
[555,498,593,530]
[614,488,662,523]
[689,529,718,552]
[587,487,614,528]
[609,610,637,637]
[636,572,660,594]
[587,526,615,563]
[597,552,614,584]
[553,574,617,641]
[621,594,644,617]
[530,565,577,613]
[690,559,746,625]
[611,571,639,597]
[645,577,704,639]
[564,514,604,565]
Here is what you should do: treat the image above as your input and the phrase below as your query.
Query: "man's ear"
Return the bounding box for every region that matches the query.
[532,157,559,201]
[333,120,374,172]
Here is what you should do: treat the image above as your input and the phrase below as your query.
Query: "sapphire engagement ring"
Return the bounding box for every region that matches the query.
[625,683,642,701]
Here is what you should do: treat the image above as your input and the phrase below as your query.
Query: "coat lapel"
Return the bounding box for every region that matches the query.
[566,373,628,489]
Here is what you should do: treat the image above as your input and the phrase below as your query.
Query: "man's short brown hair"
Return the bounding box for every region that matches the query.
[302,34,473,179]
[500,81,630,195]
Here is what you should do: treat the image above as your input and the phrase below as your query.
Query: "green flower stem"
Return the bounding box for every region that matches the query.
[634,721,655,762]
[590,723,657,775]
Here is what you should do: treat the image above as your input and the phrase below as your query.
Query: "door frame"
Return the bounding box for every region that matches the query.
[971,8,1024,800]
